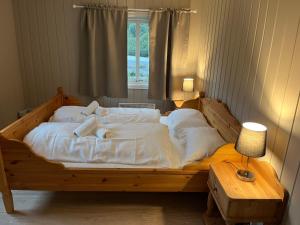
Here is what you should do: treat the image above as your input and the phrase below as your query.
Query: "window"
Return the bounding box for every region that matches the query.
[127,13,149,89]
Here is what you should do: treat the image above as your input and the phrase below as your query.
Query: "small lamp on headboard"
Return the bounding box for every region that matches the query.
[183,78,194,100]
[235,122,267,182]
[183,78,194,92]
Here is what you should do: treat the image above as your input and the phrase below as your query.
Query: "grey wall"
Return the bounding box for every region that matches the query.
[12,0,197,113]
[0,0,24,128]
[192,0,300,224]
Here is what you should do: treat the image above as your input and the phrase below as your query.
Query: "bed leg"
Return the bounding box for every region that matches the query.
[2,190,14,213]
[0,147,14,213]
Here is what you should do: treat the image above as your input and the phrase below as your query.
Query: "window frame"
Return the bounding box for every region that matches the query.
[127,12,150,90]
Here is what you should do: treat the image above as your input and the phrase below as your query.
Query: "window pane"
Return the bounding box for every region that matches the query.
[139,23,149,84]
[127,22,136,82]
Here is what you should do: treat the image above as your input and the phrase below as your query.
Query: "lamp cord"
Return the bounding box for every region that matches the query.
[223,160,239,171]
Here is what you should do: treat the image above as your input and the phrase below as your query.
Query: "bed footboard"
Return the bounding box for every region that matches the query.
[0,87,81,213]
[0,135,209,214]
[0,133,210,213]
[0,145,14,213]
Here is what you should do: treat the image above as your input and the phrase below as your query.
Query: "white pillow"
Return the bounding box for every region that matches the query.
[181,127,225,164]
[167,109,209,130]
[49,106,86,123]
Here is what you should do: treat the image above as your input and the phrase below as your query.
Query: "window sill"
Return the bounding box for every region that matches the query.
[128,83,148,90]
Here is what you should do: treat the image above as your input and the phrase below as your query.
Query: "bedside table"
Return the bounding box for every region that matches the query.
[204,160,287,225]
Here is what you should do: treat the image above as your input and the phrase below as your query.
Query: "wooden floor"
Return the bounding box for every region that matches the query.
[0,191,209,225]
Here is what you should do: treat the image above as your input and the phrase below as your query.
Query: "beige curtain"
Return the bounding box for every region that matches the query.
[79,6,128,98]
[148,10,190,100]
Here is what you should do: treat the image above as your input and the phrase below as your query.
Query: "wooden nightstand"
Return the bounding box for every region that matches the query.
[203,160,287,225]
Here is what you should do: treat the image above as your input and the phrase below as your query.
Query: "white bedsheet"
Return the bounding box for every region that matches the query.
[24,122,181,168]
[159,116,168,126]
[50,106,161,124]
[96,107,161,123]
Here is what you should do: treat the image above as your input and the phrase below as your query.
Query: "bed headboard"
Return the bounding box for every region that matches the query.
[199,97,241,143]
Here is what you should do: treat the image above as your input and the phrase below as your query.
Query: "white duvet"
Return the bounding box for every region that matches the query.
[24,122,181,168]
[25,109,225,169]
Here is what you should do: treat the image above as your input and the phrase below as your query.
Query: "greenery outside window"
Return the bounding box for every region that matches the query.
[127,12,149,89]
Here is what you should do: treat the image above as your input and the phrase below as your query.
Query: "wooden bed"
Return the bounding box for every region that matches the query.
[0,88,241,213]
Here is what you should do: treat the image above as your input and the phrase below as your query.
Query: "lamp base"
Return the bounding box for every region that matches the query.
[236,169,255,182]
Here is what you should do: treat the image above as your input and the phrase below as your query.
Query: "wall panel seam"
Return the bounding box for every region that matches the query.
[217,0,233,101]
[258,0,280,106]
[214,0,229,100]
[248,0,270,119]
[279,90,300,179]
[225,0,244,106]
[270,17,300,166]
[208,0,220,98]
[240,0,262,121]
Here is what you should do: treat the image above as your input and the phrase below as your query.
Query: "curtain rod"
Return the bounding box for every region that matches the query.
[72,4,197,14]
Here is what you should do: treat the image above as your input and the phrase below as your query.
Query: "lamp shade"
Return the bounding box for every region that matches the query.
[183,78,194,92]
[235,122,267,158]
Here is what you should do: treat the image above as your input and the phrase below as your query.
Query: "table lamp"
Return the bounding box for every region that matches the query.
[234,122,267,182]
[183,78,194,100]
[183,78,194,92]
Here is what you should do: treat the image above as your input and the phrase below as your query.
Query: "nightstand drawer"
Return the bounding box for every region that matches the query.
[208,169,229,217]
[208,166,283,221]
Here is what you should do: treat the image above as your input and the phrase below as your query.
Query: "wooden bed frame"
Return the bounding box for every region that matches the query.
[0,88,241,213]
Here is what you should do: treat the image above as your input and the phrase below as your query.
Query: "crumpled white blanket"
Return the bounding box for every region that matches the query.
[24,122,181,168]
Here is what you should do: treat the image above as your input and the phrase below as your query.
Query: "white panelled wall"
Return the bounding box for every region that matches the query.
[0,0,24,128]
[191,0,300,224]
[8,0,300,223]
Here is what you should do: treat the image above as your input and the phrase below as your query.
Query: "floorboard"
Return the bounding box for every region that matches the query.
[0,191,208,225]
